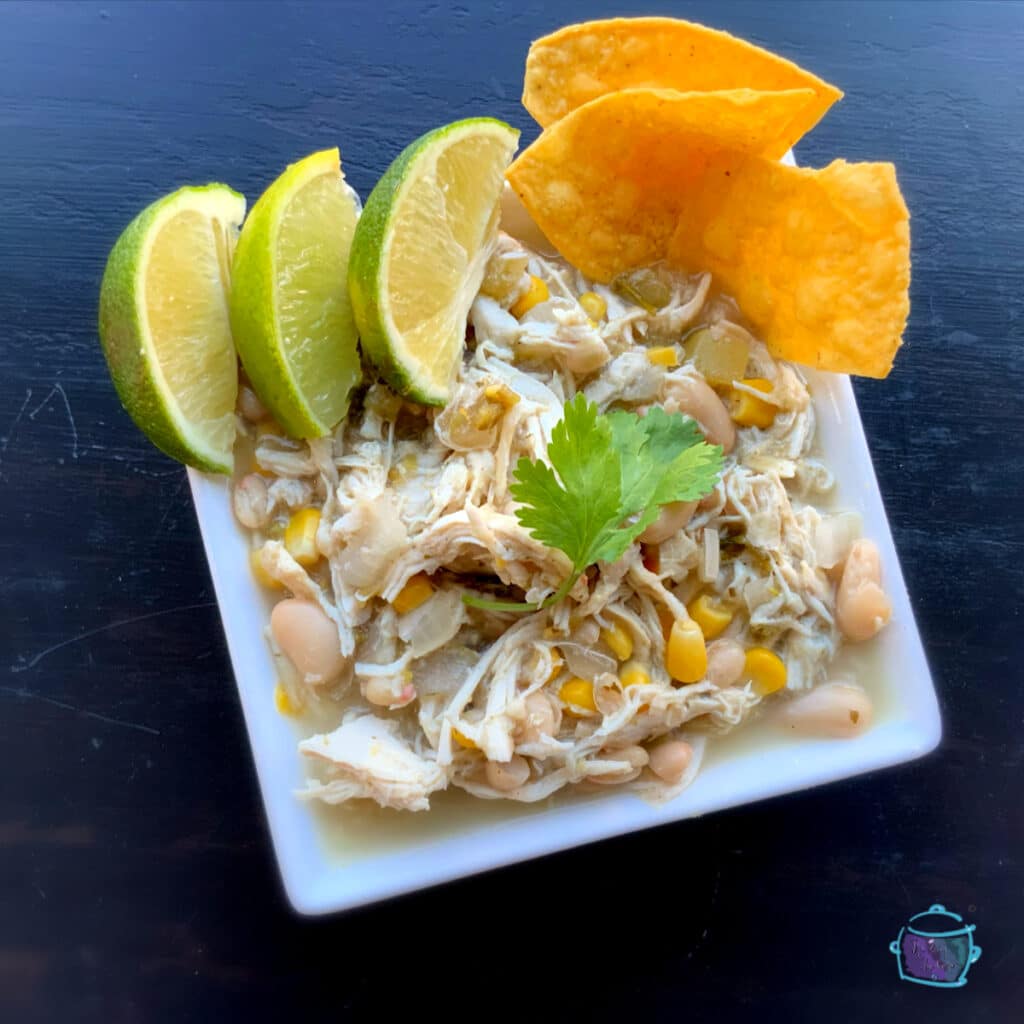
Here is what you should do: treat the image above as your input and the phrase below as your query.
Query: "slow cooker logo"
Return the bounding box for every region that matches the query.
[890,904,982,988]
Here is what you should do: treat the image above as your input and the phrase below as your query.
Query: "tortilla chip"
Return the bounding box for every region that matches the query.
[507,87,825,279]
[523,16,842,154]
[509,96,910,377]
[667,156,909,378]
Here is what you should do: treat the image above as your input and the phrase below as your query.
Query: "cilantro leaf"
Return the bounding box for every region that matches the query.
[606,410,655,513]
[510,394,634,570]
[462,394,723,613]
[638,406,723,505]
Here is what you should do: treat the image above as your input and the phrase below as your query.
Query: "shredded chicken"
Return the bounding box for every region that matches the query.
[235,238,881,813]
[299,715,446,812]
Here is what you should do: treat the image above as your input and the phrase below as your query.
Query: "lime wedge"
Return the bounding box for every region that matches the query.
[348,118,519,405]
[98,184,246,474]
[230,148,362,438]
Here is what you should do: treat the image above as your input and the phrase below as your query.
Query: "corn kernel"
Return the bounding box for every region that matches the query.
[284,507,321,567]
[744,647,787,695]
[483,383,520,409]
[730,378,776,429]
[601,622,634,662]
[647,345,680,368]
[510,274,549,318]
[560,677,596,715]
[452,726,478,750]
[619,661,650,689]
[687,593,733,640]
[249,547,282,589]
[392,573,434,614]
[666,618,707,684]
[579,290,607,323]
[274,683,296,716]
[471,386,520,430]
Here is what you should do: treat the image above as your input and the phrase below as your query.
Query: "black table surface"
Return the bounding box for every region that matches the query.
[2,1,1022,1021]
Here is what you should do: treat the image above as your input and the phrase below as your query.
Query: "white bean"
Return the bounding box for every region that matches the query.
[705,639,745,687]
[664,376,736,453]
[778,682,873,738]
[270,599,347,685]
[517,691,561,743]
[648,739,694,784]
[638,500,698,545]
[232,473,269,530]
[486,755,530,791]
[837,539,892,642]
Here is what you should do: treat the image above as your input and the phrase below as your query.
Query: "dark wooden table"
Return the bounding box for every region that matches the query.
[2,2,1021,1020]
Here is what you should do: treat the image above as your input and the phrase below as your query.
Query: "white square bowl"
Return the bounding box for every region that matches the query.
[187,365,940,915]
[189,135,936,915]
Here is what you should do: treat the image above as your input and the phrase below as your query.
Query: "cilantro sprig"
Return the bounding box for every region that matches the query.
[462,394,723,613]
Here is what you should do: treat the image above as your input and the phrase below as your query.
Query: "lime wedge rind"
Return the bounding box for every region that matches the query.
[349,118,520,406]
[98,184,246,474]
[229,148,362,439]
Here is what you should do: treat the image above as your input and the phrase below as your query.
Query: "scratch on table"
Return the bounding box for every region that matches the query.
[10,601,217,673]
[0,685,162,736]
[29,382,79,459]
[155,473,187,535]
[0,388,33,475]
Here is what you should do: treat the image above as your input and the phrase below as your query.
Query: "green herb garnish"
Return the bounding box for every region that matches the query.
[463,394,723,612]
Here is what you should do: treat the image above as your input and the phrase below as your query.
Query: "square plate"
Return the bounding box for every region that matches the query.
[188,146,938,912]
[188,363,940,915]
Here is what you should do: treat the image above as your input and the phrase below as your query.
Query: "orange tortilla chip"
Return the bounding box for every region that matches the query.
[524,16,842,154]
[509,96,910,378]
[507,87,826,279]
[667,156,909,378]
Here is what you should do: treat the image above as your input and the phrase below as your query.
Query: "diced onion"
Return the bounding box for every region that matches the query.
[415,645,478,698]
[398,589,465,658]
[559,642,616,681]
[814,511,862,570]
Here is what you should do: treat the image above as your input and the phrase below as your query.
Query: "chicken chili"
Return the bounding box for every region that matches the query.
[232,236,892,812]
